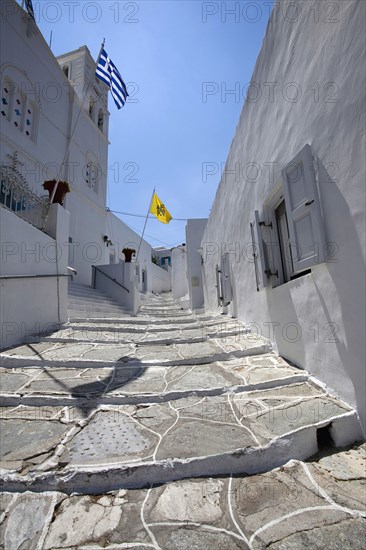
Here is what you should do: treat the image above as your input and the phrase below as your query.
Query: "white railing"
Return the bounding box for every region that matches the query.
[0,162,48,230]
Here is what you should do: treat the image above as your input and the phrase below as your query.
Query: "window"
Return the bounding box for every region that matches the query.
[1,74,38,141]
[24,101,36,137]
[88,97,95,120]
[97,109,104,131]
[13,89,25,130]
[85,157,100,193]
[251,144,326,290]
[63,65,70,79]
[275,200,293,282]
[1,77,14,120]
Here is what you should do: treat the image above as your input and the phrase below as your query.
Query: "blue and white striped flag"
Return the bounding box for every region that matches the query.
[24,0,35,20]
[96,48,129,109]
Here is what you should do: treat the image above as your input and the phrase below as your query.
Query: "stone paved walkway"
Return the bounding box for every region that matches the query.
[0,292,365,548]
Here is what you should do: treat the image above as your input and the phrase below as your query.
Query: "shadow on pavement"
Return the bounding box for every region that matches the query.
[33,354,145,418]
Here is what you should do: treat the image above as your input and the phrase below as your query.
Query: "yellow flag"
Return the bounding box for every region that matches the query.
[149,192,172,224]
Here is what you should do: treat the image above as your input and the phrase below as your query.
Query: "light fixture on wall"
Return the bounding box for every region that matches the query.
[103,235,113,247]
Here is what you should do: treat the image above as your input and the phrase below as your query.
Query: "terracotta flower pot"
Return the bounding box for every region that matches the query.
[122,248,136,262]
[43,180,71,205]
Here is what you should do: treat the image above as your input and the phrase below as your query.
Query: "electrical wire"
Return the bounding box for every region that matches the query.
[108,208,188,221]
[125,222,183,248]
[106,209,186,247]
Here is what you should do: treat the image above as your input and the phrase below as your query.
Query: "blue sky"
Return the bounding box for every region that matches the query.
[32,0,274,248]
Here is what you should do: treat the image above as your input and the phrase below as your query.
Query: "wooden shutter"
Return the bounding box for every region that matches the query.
[250,210,268,291]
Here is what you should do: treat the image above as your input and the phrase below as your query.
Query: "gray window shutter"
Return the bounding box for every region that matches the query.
[282,144,325,272]
[250,210,268,291]
[221,252,232,306]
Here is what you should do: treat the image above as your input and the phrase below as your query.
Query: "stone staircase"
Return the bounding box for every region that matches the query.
[1,292,365,549]
[68,280,129,320]
[0,292,364,496]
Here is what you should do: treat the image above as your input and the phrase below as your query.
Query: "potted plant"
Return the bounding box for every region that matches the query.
[122,247,136,262]
[43,179,71,205]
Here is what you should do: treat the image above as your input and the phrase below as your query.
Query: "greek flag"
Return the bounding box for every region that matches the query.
[24,0,35,20]
[96,48,129,109]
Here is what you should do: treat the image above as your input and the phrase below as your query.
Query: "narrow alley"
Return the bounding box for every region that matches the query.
[0,292,365,548]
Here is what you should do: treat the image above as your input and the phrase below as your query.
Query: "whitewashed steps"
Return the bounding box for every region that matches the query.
[68,281,129,319]
[0,293,363,495]
[1,381,362,494]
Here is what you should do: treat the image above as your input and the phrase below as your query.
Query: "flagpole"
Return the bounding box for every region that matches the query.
[136,188,155,262]
[43,39,106,227]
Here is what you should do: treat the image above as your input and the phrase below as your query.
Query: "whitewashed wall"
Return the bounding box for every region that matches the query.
[0,205,69,349]
[151,262,171,293]
[106,212,154,293]
[171,246,188,300]
[186,219,207,311]
[93,262,138,313]
[153,247,172,268]
[202,0,366,432]
[0,1,109,286]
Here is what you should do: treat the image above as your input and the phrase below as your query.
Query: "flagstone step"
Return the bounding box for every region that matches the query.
[66,315,201,325]
[41,324,250,346]
[0,334,272,367]
[0,354,310,408]
[1,446,365,550]
[0,381,363,493]
[137,309,192,317]
[62,317,242,334]
[1,292,364,502]
[139,306,187,313]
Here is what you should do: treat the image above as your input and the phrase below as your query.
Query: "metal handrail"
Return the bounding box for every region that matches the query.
[0,158,48,230]
[0,274,71,280]
[92,265,129,293]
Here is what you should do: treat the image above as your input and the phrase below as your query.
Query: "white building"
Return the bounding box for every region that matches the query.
[0,0,156,348]
[152,246,172,270]
[171,244,188,303]
[201,0,366,433]
[185,218,207,312]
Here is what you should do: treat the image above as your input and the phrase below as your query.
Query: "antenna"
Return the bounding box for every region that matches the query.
[49,30,53,49]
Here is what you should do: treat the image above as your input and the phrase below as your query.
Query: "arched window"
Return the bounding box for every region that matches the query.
[1,77,14,120]
[1,72,39,141]
[97,109,104,131]
[85,157,100,193]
